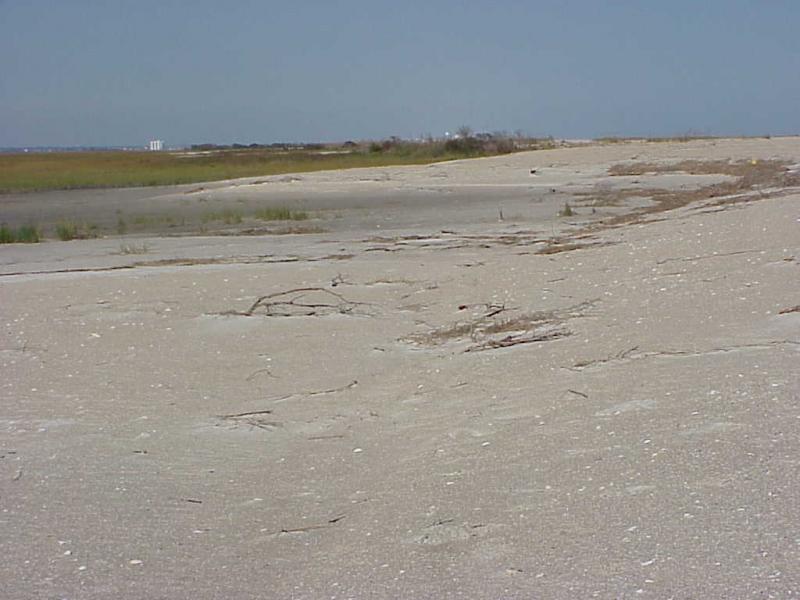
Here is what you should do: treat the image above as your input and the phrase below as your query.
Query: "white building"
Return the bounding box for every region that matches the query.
[148,140,164,151]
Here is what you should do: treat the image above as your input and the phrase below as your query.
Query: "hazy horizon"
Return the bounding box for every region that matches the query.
[2,1,799,147]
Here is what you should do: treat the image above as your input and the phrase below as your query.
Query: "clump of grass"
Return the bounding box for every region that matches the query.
[559,202,574,217]
[0,225,13,244]
[56,221,79,241]
[201,209,243,225]
[55,220,99,241]
[0,224,40,243]
[16,225,40,242]
[253,206,309,221]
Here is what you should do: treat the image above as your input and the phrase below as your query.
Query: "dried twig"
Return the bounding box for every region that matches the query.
[228,287,370,317]
[331,273,352,287]
[483,303,509,318]
[567,341,799,372]
[272,515,346,536]
[220,409,273,419]
[571,346,639,370]
[306,380,358,397]
[267,380,358,405]
[656,249,759,265]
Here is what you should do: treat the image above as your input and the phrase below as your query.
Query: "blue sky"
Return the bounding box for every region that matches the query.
[2,0,799,146]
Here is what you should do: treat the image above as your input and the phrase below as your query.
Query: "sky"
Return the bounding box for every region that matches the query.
[2,0,800,147]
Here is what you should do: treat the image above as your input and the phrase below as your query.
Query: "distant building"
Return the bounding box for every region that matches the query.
[148,140,164,151]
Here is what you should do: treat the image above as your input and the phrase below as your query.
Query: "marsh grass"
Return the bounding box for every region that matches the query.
[269,225,325,234]
[56,220,99,241]
[131,214,181,227]
[17,224,40,242]
[201,209,243,224]
[253,207,309,221]
[55,221,79,241]
[0,139,549,193]
[0,224,40,243]
[216,224,327,236]
[0,226,13,244]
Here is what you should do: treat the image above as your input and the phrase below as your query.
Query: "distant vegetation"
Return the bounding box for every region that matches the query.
[0,133,557,193]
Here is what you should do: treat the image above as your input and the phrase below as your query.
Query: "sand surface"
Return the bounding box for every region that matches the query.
[2,138,799,598]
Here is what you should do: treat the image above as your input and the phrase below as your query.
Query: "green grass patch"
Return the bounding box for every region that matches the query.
[0,224,40,243]
[253,206,309,221]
